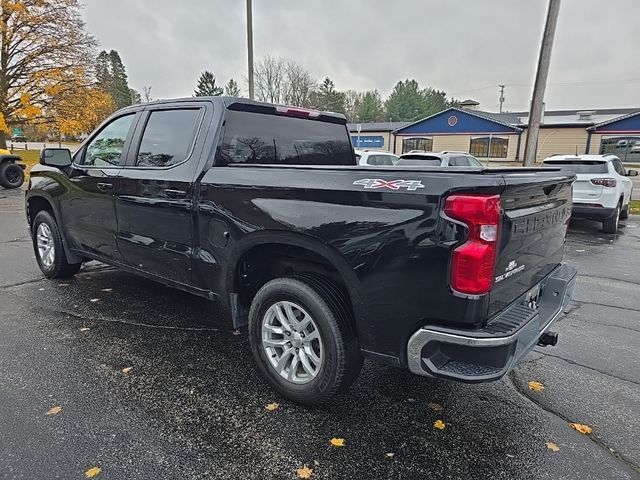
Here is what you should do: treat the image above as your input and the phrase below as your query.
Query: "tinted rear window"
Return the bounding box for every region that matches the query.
[218,110,354,166]
[543,160,608,174]
[396,157,442,166]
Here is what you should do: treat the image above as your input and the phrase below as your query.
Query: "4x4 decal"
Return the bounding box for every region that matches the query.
[353,179,425,191]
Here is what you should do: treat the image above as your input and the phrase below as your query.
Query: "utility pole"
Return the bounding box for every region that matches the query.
[246,0,255,100]
[498,85,505,113]
[523,0,561,166]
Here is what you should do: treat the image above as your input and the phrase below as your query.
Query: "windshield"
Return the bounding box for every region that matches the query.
[543,160,608,174]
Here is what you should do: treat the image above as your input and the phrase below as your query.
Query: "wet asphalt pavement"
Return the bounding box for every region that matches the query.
[1,187,639,480]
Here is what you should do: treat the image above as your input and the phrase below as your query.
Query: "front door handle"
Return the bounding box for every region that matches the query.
[164,188,187,199]
[97,182,113,191]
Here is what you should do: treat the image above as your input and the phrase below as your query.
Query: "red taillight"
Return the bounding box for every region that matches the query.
[444,194,501,295]
[590,178,616,187]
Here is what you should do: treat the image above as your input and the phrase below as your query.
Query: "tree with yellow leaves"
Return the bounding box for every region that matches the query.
[0,0,96,147]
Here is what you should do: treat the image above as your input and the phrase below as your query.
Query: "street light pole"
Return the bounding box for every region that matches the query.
[523,0,561,166]
[246,0,255,100]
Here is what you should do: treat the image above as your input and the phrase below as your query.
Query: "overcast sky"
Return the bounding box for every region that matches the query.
[82,0,640,112]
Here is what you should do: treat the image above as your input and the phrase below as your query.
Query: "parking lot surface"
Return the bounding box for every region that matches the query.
[1,187,638,479]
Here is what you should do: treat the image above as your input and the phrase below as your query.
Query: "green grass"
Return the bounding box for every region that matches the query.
[12,150,40,181]
[630,200,640,215]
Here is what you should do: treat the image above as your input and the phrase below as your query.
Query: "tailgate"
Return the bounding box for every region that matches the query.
[489,171,574,317]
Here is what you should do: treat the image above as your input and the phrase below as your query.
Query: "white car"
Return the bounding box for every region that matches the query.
[542,154,637,233]
[396,151,484,167]
[355,149,399,166]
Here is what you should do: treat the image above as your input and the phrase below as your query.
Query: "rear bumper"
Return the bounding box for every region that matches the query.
[407,264,577,382]
[572,204,616,220]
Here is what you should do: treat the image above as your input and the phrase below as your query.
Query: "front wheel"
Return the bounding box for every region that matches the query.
[602,203,620,234]
[248,276,363,406]
[32,210,82,278]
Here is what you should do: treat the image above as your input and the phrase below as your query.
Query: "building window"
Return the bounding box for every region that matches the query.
[599,136,640,163]
[402,137,433,154]
[469,136,508,158]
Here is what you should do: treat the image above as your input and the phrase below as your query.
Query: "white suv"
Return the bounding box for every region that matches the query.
[543,155,637,233]
[355,149,399,166]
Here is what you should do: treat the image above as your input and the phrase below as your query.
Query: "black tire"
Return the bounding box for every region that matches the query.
[0,162,24,189]
[620,204,629,220]
[32,210,82,278]
[248,276,363,406]
[602,202,621,234]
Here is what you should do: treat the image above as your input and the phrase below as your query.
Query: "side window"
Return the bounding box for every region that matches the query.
[613,160,626,176]
[82,114,135,166]
[136,109,201,167]
[449,156,470,166]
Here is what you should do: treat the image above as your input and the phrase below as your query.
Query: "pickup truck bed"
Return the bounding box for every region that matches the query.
[26,97,576,405]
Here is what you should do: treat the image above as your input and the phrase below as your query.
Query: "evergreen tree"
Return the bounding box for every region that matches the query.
[96,51,112,93]
[194,71,223,96]
[129,88,142,104]
[357,90,385,123]
[108,50,132,109]
[384,79,449,122]
[312,77,346,114]
[224,78,241,97]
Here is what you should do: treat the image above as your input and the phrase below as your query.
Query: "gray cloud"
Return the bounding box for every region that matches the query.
[83,0,640,111]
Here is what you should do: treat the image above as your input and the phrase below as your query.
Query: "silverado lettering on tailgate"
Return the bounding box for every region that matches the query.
[511,205,571,238]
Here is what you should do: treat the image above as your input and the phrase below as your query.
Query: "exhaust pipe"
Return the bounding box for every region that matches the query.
[537,331,558,347]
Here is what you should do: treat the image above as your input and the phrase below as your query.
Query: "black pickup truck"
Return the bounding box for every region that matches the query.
[26,97,576,405]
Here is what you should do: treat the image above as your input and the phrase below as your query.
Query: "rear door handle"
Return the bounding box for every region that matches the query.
[164,188,187,199]
[97,182,113,191]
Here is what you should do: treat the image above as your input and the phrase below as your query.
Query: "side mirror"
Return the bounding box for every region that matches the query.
[626,169,638,177]
[40,148,72,167]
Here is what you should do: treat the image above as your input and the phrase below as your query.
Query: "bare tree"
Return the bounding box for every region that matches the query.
[254,54,286,103]
[283,60,316,107]
[143,86,152,102]
[343,90,363,122]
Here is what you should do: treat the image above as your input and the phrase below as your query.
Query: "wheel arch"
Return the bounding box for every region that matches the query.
[226,231,363,330]
[26,194,82,264]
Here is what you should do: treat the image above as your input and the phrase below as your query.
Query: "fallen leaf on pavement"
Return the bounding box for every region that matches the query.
[59,283,69,287]
[528,381,545,392]
[101,288,113,292]
[296,465,313,479]
[265,402,280,412]
[385,452,395,458]
[121,367,133,374]
[546,441,560,452]
[90,298,98,303]
[329,437,345,447]
[85,466,101,478]
[80,327,90,332]
[433,419,446,430]
[232,329,241,336]
[46,406,62,416]
[428,402,443,411]
[570,423,592,434]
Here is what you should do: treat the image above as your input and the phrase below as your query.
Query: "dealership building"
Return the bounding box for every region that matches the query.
[348,102,640,163]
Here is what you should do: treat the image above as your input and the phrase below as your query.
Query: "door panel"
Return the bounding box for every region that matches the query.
[61,112,140,261]
[115,106,208,285]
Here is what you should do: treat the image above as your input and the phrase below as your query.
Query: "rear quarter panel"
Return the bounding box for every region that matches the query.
[196,165,506,361]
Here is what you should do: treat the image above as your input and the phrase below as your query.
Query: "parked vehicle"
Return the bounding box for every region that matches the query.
[543,155,637,233]
[355,149,399,166]
[26,97,577,405]
[397,151,484,167]
[0,149,25,189]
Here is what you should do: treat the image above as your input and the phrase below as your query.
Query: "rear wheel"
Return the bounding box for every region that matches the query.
[0,162,24,189]
[248,276,363,406]
[602,202,621,234]
[32,210,82,278]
